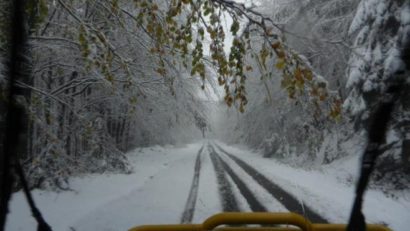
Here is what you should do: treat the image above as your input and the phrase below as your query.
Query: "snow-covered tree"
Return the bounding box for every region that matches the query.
[344,0,410,188]
[5,0,215,189]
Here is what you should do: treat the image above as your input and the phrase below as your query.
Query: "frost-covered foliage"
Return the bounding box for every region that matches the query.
[213,67,349,167]
[216,0,410,191]
[2,0,409,192]
[256,0,359,93]
[3,0,211,189]
[344,0,410,188]
[345,0,409,120]
[214,0,358,166]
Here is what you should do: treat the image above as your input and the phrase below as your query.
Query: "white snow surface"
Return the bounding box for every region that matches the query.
[5,140,410,231]
[218,151,288,212]
[5,143,203,231]
[191,148,221,223]
[214,141,410,231]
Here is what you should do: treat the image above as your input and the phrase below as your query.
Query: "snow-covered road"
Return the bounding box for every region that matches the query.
[5,141,410,231]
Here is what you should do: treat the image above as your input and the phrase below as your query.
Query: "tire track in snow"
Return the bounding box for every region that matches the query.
[180,145,204,223]
[214,152,268,212]
[213,143,328,223]
[208,145,240,212]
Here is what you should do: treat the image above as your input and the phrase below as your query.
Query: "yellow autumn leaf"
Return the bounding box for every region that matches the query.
[276,58,286,70]
[239,104,245,113]
[277,51,285,58]
[294,67,302,80]
[295,78,304,89]
[280,75,292,88]
[271,42,280,49]
[303,69,313,81]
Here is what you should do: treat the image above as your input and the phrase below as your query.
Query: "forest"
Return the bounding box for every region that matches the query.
[0,0,409,230]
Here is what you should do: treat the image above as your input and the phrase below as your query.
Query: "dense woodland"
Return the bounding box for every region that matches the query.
[0,0,409,191]
[213,0,410,190]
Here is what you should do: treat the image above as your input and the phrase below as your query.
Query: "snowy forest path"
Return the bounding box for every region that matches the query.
[209,144,268,212]
[208,144,241,212]
[6,141,409,231]
[212,142,328,223]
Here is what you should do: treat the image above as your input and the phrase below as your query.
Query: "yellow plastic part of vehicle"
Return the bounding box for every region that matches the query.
[128,212,391,231]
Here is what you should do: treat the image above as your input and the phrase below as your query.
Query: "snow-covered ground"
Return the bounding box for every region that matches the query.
[215,141,410,231]
[5,143,203,231]
[191,147,221,223]
[5,140,410,231]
